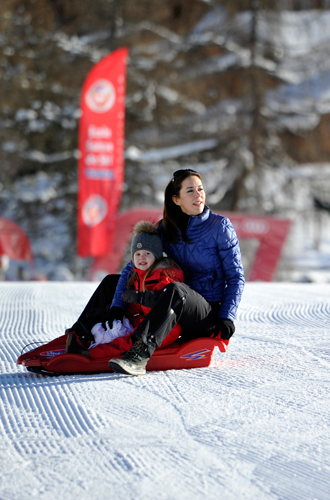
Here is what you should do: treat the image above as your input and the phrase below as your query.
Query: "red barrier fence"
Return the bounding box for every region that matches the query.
[0,217,33,263]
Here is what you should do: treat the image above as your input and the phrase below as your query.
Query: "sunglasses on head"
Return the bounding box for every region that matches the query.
[172,169,199,181]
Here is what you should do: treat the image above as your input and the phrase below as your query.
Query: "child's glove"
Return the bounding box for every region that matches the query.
[213,318,235,340]
[142,290,162,308]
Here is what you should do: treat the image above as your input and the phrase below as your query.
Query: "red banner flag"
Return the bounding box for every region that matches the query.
[77,47,128,257]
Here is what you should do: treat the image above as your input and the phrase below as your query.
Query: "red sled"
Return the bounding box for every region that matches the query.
[17,335,229,375]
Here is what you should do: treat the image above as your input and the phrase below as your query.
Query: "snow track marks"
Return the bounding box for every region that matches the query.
[1,282,330,500]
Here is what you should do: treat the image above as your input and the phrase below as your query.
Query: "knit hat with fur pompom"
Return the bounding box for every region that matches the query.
[131,221,163,261]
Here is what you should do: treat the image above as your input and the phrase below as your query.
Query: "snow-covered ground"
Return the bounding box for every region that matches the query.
[1,281,330,500]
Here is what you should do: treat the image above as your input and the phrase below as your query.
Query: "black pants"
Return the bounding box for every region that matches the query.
[73,277,218,355]
[132,282,219,355]
[72,274,120,333]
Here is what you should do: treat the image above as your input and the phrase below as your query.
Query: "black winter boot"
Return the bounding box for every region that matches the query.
[66,333,91,358]
[65,320,94,347]
[108,338,150,376]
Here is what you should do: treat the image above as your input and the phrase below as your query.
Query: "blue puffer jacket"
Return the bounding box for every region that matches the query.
[111,207,245,322]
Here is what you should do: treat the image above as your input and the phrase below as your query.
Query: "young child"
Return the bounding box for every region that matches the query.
[66,221,184,359]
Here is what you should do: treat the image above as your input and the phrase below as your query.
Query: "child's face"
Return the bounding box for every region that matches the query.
[133,250,156,271]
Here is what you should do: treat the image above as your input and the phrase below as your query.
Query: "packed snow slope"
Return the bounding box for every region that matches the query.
[1,282,330,500]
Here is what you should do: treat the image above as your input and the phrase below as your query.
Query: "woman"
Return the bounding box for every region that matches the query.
[108,169,245,375]
[68,169,245,376]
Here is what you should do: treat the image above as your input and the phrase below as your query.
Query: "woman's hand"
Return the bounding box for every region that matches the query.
[106,306,125,328]
[214,318,235,340]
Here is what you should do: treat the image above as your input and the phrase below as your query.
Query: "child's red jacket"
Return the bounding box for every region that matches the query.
[89,259,184,360]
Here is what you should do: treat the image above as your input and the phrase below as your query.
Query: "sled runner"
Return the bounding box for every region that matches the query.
[17,335,229,375]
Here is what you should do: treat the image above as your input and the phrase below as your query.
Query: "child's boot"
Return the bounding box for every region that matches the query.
[108,338,150,375]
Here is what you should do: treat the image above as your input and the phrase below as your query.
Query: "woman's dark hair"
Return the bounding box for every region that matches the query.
[162,169,203,243]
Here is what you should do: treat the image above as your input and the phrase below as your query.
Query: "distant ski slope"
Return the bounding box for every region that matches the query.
[1,282,330,500]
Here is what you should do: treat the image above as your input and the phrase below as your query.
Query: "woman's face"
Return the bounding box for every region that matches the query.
[172,175,205,216]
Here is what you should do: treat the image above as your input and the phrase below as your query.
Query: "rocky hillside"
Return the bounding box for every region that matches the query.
[1,0,330,280]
